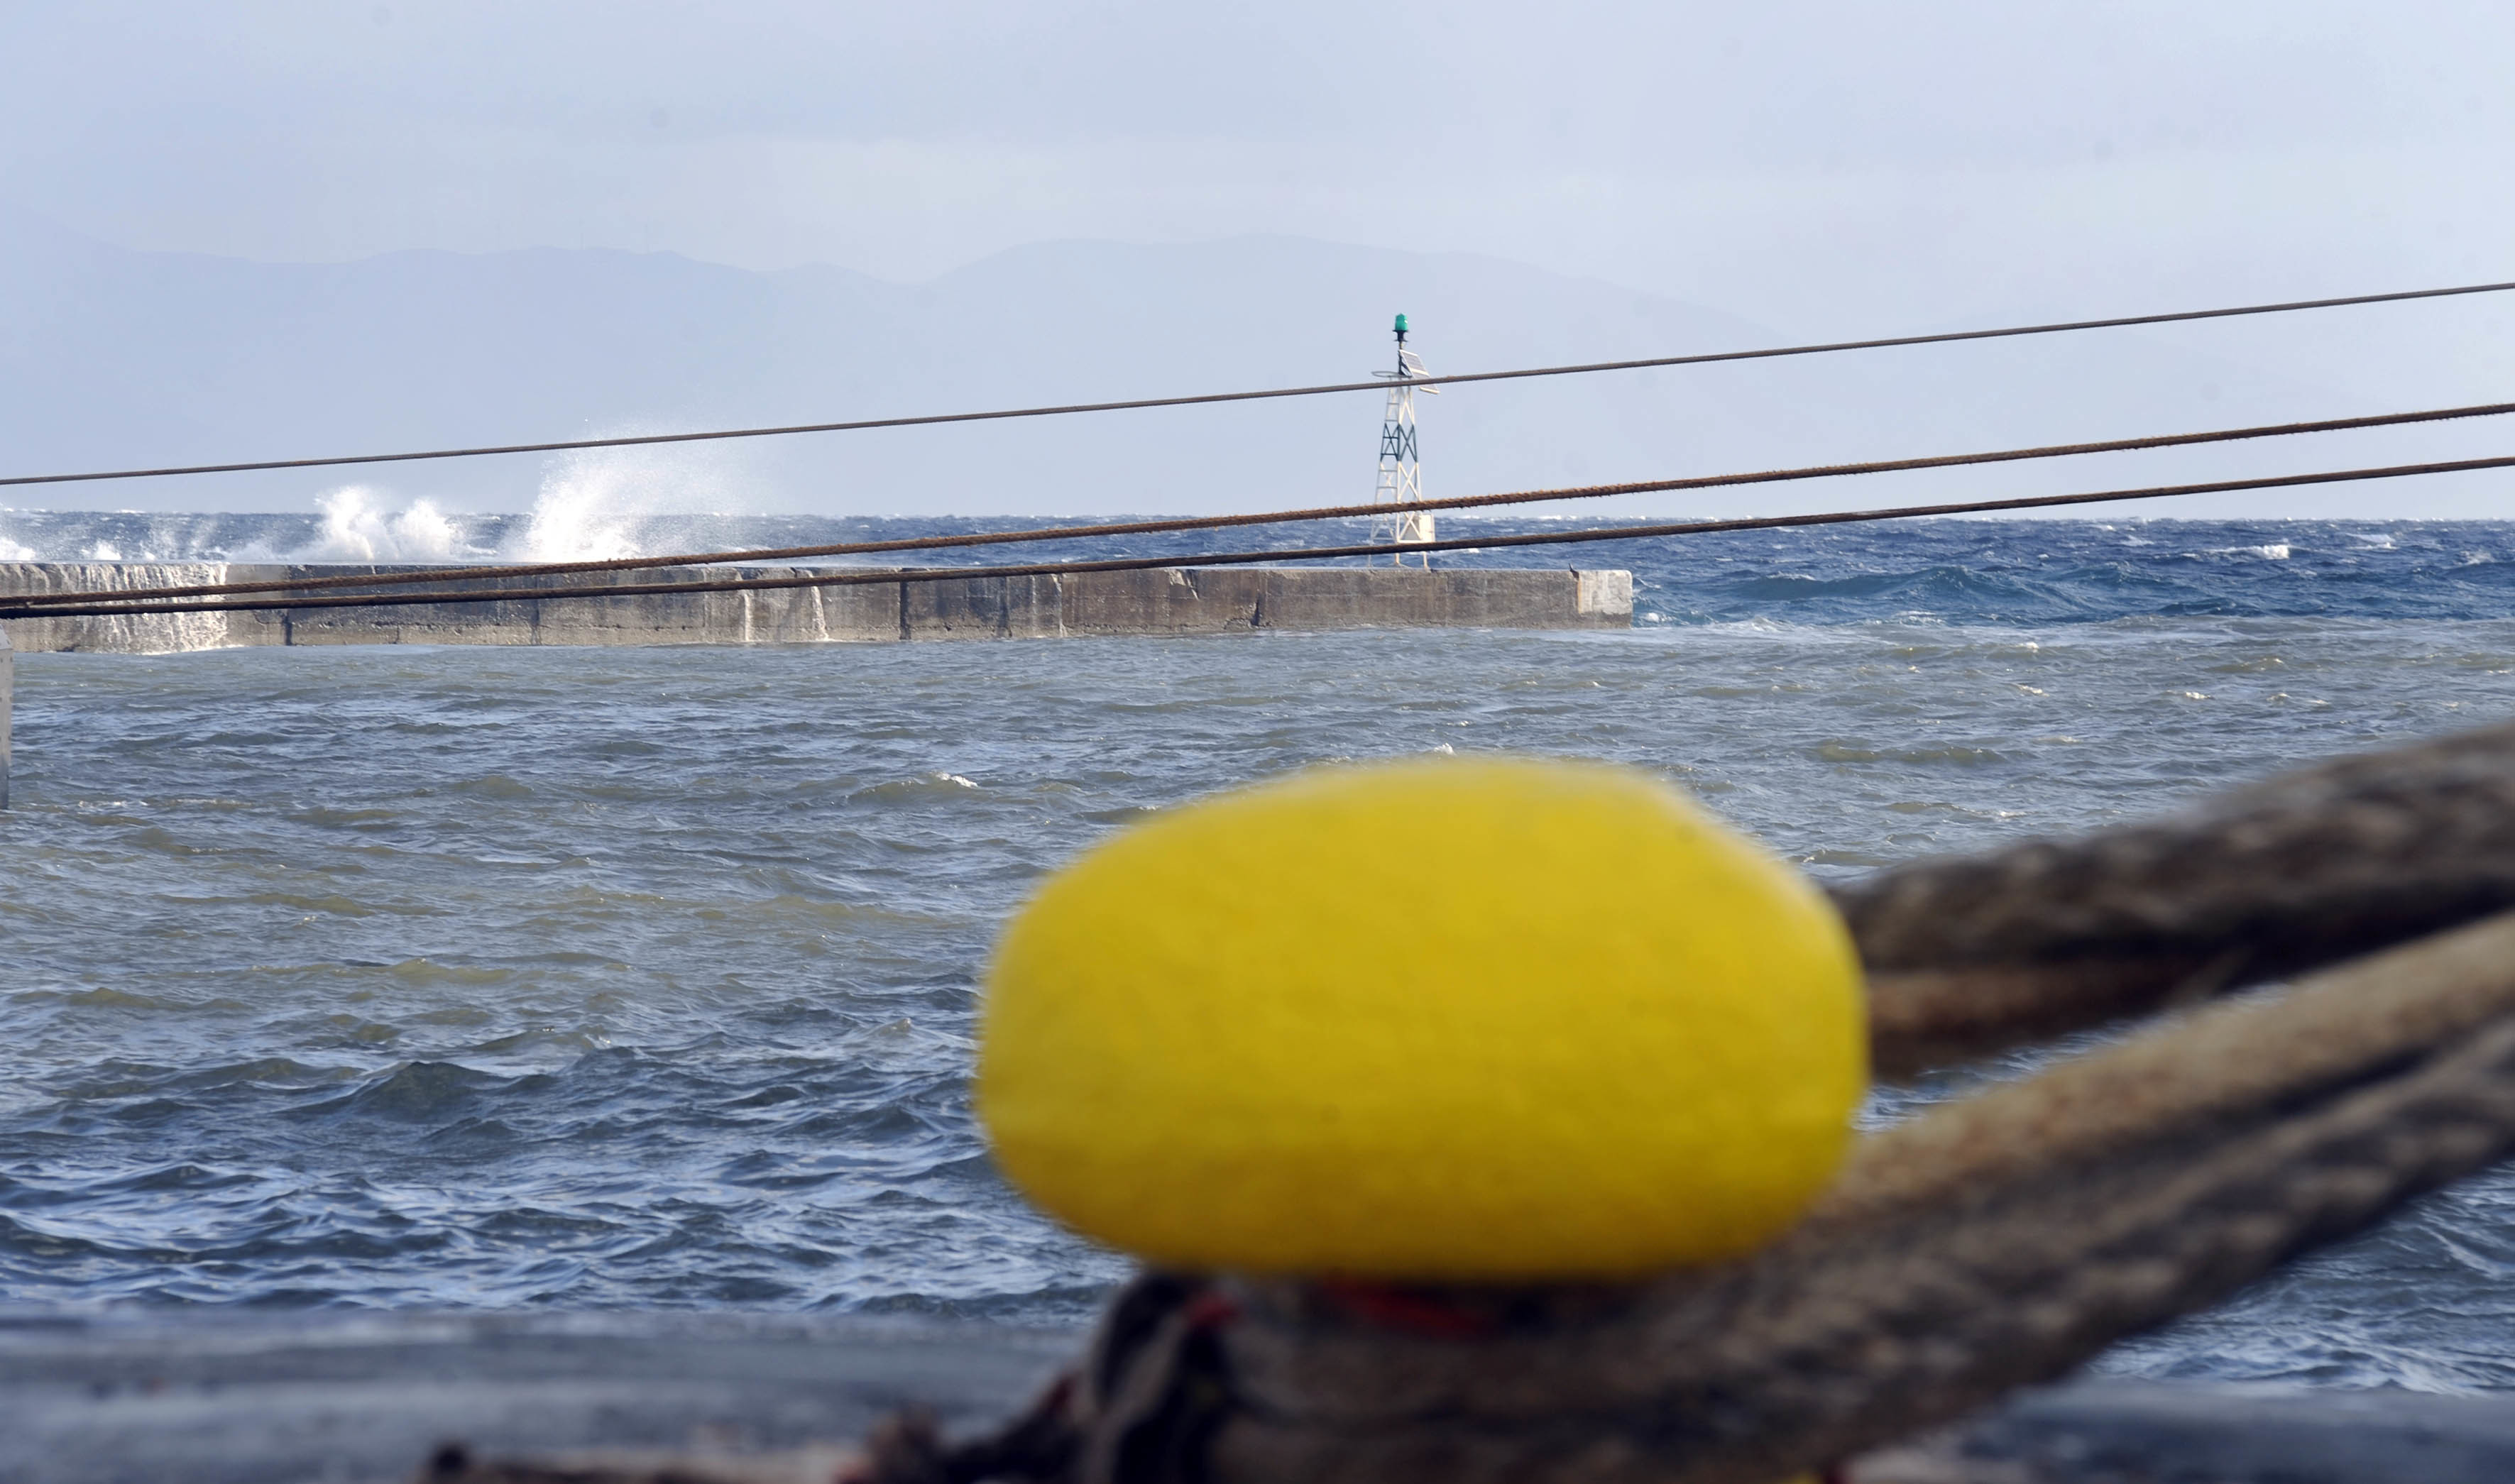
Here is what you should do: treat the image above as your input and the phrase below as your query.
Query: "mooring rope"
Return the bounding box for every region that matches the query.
[1841,718,2515,1077]
[4,276,2509,490]
[9,397,2513,612]
[8,451,2514,622]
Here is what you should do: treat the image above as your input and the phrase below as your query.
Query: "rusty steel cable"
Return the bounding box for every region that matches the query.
[2,277,2511,492]
[9,397,2515,612]
[8,451,2514,622]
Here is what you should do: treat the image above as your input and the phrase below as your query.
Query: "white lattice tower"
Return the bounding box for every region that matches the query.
[1369,313,1436,567]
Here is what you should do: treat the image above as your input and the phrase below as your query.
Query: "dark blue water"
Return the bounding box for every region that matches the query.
[5,508,2515,1391]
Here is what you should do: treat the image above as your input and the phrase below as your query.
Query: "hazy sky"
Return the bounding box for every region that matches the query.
[4,1,2509,329]
[2,2,2511,520]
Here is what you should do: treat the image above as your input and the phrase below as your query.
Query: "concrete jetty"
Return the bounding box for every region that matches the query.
[0,561,1633,655]
[1,1309,2506,1483]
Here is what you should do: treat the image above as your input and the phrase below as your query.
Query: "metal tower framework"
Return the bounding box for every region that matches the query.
[1369,314,1437,566]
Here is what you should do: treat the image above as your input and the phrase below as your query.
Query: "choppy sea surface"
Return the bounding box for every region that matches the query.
[8,510,2515,1392]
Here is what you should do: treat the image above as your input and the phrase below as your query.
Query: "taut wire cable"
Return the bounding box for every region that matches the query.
[2,277,2509,490]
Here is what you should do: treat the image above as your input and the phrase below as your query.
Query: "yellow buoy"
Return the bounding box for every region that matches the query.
[977,755,1866,1279]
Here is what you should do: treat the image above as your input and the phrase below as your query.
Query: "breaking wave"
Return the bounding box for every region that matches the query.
[292,486,484,563]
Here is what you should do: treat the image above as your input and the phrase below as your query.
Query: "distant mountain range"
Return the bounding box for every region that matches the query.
[5,206,2483,520]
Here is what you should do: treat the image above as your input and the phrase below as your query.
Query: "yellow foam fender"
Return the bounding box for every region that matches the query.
[979,755,1867,1278]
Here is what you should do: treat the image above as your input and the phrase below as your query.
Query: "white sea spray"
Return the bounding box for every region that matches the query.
[290,485,480,562]
[500,441,755,561]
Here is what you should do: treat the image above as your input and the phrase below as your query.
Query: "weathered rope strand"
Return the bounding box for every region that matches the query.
[1846,719,2515,1077]
[1827,909,2515,1225]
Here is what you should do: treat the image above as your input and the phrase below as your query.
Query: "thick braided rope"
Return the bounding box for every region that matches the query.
[1841,720,2515,1076]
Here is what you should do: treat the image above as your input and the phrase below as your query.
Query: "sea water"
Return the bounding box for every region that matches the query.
[6,512,2515,1392]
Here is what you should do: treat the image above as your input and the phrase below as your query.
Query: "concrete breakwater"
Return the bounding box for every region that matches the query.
[0,561,1633,655]
[3,1309,2509,1483]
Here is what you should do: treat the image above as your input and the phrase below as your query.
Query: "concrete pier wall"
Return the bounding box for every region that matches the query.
[0,562,1633,655]
[1,1310,2506,1484]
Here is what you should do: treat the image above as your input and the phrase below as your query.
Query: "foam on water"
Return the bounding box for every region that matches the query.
[7,517,2515,1390]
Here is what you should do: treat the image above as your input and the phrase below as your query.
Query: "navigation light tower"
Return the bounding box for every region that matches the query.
[1370,313,1437,566]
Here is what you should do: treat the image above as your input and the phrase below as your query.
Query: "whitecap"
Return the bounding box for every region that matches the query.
[288,486,480,563]
[500,441,752,562]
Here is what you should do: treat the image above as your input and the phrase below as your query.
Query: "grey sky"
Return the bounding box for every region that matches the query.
[1,2,2510,518]
[4,3,2506,320]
